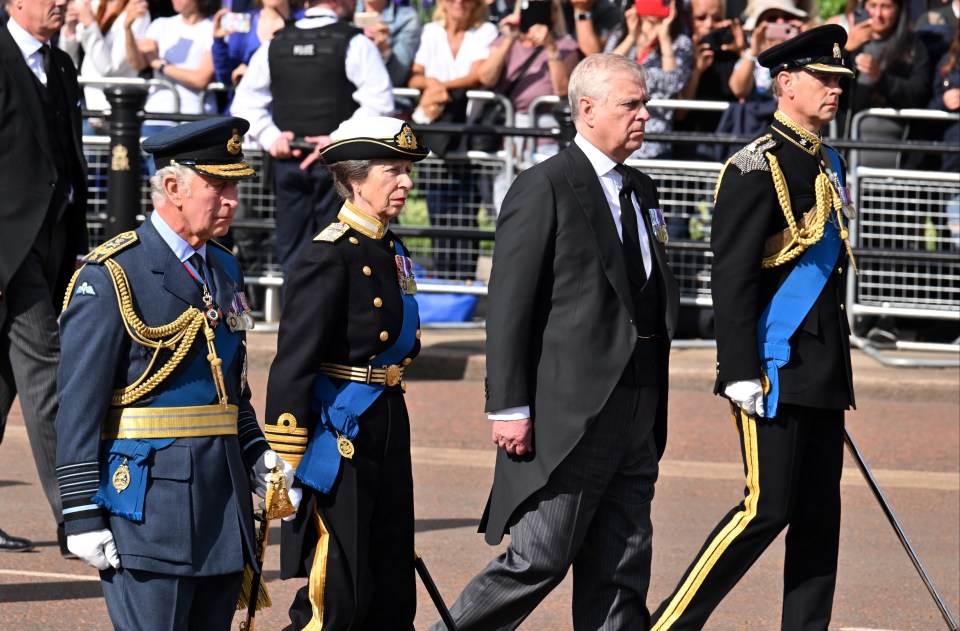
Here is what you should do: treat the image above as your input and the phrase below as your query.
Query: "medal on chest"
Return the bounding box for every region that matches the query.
[648,208,669,244]
[395,254,417,295]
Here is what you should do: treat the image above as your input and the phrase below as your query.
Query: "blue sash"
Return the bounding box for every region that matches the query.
[296,241,420,494]
[93,248,243,521]
[757,147,845,418]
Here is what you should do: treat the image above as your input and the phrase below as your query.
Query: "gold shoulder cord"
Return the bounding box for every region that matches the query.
[760,152,856,271]
[102,259,228,407]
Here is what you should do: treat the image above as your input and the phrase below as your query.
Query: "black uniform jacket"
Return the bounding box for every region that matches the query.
[264,217,420,576]
[0,23,88,300]
[480,141,680,545]
[710,116,855,411]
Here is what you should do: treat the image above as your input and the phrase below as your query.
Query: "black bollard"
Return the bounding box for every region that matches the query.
[104,85,149,237]
[553,102,575,149]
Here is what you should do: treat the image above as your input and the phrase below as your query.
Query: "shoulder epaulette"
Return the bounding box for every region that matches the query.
[82,231,139,264]
[730,133,778,173]
[314,222,350,243]
[208,239,233,254]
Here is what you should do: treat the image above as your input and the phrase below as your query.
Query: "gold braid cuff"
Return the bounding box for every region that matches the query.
[265,413,309,470]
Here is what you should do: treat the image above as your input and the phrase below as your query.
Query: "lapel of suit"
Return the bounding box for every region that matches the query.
[141,219,205,314]
[562,144,635,319]
[623,168,680,339]
[0,24,54,164]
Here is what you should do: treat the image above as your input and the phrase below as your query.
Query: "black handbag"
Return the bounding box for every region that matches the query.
[468,44,545,153]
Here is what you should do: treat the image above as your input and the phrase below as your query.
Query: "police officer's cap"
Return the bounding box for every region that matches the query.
[321,116,430,164]
[142,116,256,180]
[758,24,855,79]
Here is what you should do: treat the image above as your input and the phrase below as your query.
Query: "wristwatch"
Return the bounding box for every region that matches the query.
[575,10,592,21]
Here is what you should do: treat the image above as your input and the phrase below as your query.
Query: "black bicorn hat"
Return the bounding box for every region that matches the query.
[141,116,256,180]
[320,116,431,164]
[758,24,855,78]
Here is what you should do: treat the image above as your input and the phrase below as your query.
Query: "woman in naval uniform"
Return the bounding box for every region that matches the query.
[263,116,430,631]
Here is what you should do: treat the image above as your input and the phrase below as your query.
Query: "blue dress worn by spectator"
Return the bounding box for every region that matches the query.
[355,0,422,90]
[604,1,693,159]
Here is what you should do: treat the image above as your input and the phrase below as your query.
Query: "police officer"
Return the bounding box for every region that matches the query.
[263,116,429,630]
[230,0,394,284]
[652,25,857,629]
[55,117,296,630]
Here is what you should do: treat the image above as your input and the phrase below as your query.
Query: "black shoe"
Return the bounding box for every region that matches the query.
[0,528,35,552]
[57,523,78,559]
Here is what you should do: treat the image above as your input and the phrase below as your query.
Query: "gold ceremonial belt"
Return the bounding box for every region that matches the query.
[320,362,404,387]
[102,404,239,440]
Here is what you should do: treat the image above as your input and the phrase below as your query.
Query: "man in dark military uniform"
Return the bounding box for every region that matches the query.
[263,116,429,630]
[55,117,295,630]
[652,25,857,630]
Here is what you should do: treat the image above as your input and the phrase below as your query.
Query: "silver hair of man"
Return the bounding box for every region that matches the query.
[149,164,197,208]
[568,53,648,124]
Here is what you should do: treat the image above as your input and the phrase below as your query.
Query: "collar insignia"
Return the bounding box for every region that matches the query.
[227,129,242,155]
[396,125,418,150]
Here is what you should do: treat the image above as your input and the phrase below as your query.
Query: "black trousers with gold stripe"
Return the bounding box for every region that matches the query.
[652,403,845,631]
[284,389,416,631]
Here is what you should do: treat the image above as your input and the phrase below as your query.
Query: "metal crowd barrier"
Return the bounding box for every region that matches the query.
[79,91,960,357]
[79,76,182,114]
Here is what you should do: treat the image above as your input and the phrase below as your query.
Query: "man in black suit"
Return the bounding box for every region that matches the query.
[651,25,856,630]
[0,0,89,552]
[433,53,679,630]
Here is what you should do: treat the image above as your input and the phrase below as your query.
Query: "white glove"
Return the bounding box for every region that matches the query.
[67,529,121,571]
[252,450,301,520]
[723,379,765,417]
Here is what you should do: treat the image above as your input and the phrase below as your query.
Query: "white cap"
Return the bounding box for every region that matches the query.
[743,0,807,30]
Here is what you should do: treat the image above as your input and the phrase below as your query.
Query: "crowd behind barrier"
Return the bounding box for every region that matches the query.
[77,84,959,364]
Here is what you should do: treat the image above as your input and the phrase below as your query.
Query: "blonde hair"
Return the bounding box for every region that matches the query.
[432,0,490,28]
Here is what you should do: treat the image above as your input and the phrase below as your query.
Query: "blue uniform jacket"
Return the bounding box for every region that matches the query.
[55,218,269,576]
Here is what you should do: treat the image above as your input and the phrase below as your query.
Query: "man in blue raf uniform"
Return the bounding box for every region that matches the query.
[652,25,856,630]
[55,117,296,630]
[263,116,428,630]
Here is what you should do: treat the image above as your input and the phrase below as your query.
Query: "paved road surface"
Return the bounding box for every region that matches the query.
[0,329,956,630]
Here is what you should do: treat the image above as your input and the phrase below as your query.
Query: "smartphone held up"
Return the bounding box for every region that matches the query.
[221,11,251,33]
[519,0,552,32]
[634,0,670,18]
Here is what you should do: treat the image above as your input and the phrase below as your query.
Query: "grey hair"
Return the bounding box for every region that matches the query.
[149,164,197,208]
[328,159,374,201]
[568,53,648,123]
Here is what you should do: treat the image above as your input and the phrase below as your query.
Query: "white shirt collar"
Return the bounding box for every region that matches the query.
[574,133,621,182]
[151,211,207,264]
[6,15,45,60]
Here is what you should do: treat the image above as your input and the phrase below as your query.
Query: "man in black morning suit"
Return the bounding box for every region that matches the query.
[433,53,679,631]
[0,0,89,552]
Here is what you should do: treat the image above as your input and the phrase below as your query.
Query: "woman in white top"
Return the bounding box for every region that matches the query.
[408,0,498,120]
[407,0,498,279]
[59,0,151,121]
[130,0,219,129]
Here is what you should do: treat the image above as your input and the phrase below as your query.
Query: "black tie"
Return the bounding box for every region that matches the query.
[614,164,647,286]
[189,253,207,284]
[39,44,53,86]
